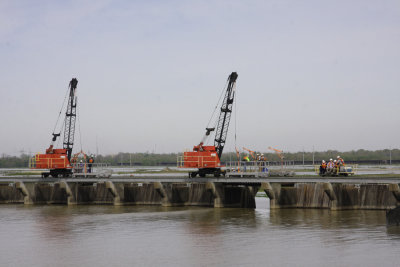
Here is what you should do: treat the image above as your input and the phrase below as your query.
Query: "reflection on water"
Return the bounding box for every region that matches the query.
[0,198,399,267]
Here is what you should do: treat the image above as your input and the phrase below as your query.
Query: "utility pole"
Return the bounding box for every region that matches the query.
[390,147,392,165]
[96,135,99,156]
[312,146,315,166]
[302,148,305,166]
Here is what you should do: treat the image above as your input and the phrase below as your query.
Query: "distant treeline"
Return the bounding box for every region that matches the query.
[1,149,399,168]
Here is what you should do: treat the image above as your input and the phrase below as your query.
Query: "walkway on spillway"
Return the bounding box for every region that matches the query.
[1,175,400,184]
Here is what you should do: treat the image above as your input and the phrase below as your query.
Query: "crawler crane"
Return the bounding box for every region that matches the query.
[30,78,78,177]
[182,72,238,177]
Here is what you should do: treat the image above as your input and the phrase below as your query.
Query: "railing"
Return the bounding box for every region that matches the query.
[314,164,358,176]
[177,156,296,168]
[177,156,183,167]
[71,162,112,177]
[225,160,270,173]
[29,157,36,168]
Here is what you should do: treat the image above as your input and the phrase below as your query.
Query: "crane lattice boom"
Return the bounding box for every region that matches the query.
[214,72,238,159]
[63,78,78,161]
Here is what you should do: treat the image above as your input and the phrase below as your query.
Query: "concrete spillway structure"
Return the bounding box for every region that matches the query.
[0,180,258,208]
[262,182,399,210]
[0,176,400,210]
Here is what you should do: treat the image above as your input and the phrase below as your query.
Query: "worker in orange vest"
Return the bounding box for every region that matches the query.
[88,155,94,173]
[319,160,327,175]
[337,156,345,166]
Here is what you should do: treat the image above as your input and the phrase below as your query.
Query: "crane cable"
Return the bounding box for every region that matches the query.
[55,117,66,149]
[205,79,229,130]
[234,82,237,154]
[76,103,83,152]
[234,82,241,162]
[51,83,70,140]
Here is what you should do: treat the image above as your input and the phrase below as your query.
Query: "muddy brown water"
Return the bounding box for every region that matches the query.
[0,196,399,266]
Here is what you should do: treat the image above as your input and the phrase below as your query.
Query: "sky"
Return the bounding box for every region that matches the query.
[0,0,399,156]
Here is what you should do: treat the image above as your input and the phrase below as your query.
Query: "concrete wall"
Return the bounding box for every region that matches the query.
[0,181,257,208]
[265,182,399,210]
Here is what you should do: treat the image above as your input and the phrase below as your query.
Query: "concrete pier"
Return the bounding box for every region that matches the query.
[0,176,399,209]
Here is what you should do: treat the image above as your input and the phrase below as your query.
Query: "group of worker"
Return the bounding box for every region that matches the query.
[241,153,268,172]
[319,156,345,175]
[243,154,266,162]
[75,155,95,173]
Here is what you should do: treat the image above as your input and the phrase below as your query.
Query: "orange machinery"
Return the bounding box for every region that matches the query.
[268,146,284,169]
[243,147,256,160]
[33,147,71,170]
[30,78,78,178]
[182,143,221,170]
[182,72,238,177]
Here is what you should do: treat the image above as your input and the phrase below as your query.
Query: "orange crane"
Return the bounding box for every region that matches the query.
[182,72,238,177]
[242,147,256,160]
[235,147,241,161]
[30,78,78,177]
[268,146,284,168]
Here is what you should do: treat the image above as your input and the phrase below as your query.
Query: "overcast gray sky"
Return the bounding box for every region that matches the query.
[0,0,399,156]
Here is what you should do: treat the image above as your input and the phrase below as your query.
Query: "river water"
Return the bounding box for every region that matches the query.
[0,196,399,267]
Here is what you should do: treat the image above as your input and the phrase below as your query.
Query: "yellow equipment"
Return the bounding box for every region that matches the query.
[243,147,257,160]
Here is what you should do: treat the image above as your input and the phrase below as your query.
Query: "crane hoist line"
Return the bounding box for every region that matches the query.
[182,72,238,178]
[30,78,78,178]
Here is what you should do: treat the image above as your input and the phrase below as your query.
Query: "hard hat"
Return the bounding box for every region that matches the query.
[337,156,340,159]
[80,160,83,163]
[334,160,337,162]
[330,158,333,161]
[322,160,325,163]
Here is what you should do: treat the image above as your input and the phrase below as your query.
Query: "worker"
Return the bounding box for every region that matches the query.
[46,145,54,154]
[337,156,345,166]
[194,142,205,152]
[87,155,94,173]
[327,158,334,174]
[79,160,84,173]
[336,156,345,173]
[333,159,338,174]
[243,154,250,171]
[319,160,327,175]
